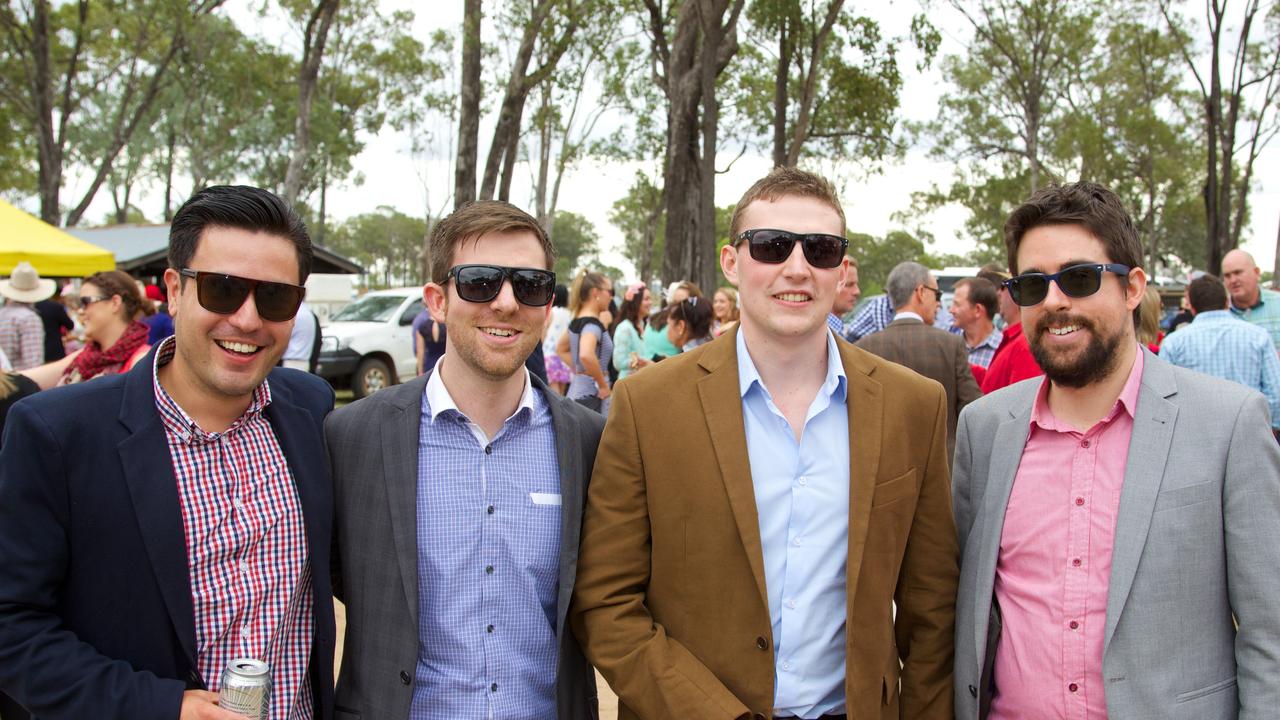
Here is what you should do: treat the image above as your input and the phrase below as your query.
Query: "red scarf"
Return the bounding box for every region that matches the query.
[62,320,150,383]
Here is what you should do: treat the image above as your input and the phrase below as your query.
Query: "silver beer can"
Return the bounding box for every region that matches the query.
[219,658,271,720]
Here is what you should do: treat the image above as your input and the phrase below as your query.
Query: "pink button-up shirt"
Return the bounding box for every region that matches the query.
[989,348,1144,720]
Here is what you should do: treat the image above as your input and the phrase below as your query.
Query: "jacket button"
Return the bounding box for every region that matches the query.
[969,684,977,697]
[400,670,411,685]
[755,636,768,650]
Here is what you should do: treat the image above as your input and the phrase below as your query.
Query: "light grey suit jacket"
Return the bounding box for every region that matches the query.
[953,349,1280,720]
[326,371,605,720]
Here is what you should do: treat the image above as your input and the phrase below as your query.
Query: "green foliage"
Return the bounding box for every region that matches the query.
[551,211,601,277]
[609,171,665,280]
[326,207,428,288]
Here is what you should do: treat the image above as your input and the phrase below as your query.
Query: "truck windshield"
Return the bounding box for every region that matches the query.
[331,295,404,322]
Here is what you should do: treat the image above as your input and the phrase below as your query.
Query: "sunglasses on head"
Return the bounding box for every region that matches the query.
[736,228,847,269]
[1003,263,1131,307]
[178,269,306,322]
[446,264,556,306]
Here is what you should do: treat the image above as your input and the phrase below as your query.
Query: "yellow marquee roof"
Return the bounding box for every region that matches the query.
[0,199,115,277]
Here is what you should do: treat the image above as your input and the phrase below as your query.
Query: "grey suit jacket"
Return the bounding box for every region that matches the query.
[952,349,1280,720]
[855,317,982,458]
[326,370,605,720]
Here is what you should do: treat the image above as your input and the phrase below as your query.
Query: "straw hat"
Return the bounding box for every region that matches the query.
[0,262,56,303]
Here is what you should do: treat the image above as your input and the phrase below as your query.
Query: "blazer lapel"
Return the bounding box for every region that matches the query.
[696,331,770,611]
[541,378,584,640]
[116,354,200,675]
[840,342,881,613]
[971,387,1035,668]
[1105,352,1178,649]
[382,377,427,627]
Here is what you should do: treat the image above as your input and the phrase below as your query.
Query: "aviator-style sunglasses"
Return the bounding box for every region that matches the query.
[735,229,848,269]
[446,264,557,306]
[178,269,307,322]
[1003,263,1131,307]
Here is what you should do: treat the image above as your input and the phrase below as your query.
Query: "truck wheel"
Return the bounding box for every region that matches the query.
[352,358,392,399]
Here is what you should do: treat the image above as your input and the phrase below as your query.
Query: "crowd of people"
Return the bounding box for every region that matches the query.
[0,171,1278,720]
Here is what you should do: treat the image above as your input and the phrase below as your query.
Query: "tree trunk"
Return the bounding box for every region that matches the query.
[454,0,482,209]
[163,124,176,221]
[30,0,63,224]
[283,0,341,207]
[1273,208,1280,290]
[771,16,790,167]
[783,0,843,168]
[534,85,552,228]
[497,99,523,201]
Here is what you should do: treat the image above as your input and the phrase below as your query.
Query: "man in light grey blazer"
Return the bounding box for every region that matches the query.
[326,201,604,720]
[953,182,1280,720]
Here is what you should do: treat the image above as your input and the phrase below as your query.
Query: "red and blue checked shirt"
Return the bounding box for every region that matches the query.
[152,338,314,720]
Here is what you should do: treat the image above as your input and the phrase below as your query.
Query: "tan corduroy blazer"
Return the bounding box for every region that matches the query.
[570,328,958,720]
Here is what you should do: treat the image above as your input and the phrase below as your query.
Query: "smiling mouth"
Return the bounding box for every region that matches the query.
[775,292,811,303]
[1047,325,1080,336]
[480,327,517,338]
[216,339,262,355]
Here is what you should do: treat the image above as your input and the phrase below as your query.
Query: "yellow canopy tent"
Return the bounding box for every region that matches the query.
[0,199,115,276]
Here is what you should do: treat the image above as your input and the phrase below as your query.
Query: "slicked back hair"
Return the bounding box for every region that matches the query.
[730,166,846,238]
[427,200,554,285]
[169,185,312,284]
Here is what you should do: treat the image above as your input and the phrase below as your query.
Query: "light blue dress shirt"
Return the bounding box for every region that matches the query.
[736,329,850,718]
[1160,309,1280,428]
[412,362,562,720]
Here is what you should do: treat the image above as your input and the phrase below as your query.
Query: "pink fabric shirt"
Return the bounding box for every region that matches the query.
[989,348,1144,720]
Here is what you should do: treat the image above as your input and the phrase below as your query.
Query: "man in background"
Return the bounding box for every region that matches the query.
[1222,249,1280,351]
[0,261,51,370]
[949,277,1002,369]
[827,255,860,336]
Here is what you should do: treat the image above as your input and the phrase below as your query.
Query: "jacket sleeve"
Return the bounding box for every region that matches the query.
[894,383,959,719]
[570,380,750,720]
[955,339,983,410]
[1223,392,1280,718]
[0,401,186,720]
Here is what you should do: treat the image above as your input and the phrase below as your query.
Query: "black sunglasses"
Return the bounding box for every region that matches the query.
[735,229,848,269]
[921,285,942,302]
[1004,263,1131,307]
[77,295,111,309]
[446,264,556,306]
[178,269,306,322]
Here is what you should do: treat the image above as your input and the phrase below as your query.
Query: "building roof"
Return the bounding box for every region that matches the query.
[66,224,362,277]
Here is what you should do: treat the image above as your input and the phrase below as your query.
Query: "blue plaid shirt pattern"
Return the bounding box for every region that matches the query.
[411,364,562,720]
[952,326,1003,368]
[842,295,894,342]
[826,312,844,335]
[1230,287,1280,351]
[1161,310,1280,427]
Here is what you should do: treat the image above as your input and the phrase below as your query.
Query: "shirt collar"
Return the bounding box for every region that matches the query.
[736,327,847,404]
[1193,309,1233,323]
[151,336,273,443]
[1030,343,1144,432]
[973,326,1003,349]
[424,354,535,424]
[893,311,924,322]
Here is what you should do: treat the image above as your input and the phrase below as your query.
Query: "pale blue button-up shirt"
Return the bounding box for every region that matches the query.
[737,329,850,718]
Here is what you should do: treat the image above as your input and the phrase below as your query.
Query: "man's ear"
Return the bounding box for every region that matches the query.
[424,283,448,323]
[721,244,741,287]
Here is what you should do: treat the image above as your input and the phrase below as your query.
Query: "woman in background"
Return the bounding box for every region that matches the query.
[611,282,653,381]
[543,284,572,394]
[712,286,739,336]
[22,270,152,390]
[1137,286,1164,353]
[558,270,614,413]
[643,281,701,360]
[665,296,714,353]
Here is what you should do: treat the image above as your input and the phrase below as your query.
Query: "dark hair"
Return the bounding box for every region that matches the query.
[955,277,998,320]
[84,270,152,320]
[427,200,553,285]
[552,283,569,308]
[730,167,845,237]
[169,185,313,284]
[613,284,648,334]
[669,296,713,341]
[1187,274,1229,314]
[649,306,671,331]
[1004,182,1142,276]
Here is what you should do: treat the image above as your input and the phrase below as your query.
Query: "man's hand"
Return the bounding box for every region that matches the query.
[180,690,251,720]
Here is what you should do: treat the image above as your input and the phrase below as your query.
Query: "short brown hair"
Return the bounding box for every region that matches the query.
[427,200,554,285]
[1004,182,1142,275]
[84,270,152,321]
[730,167,846,238]
[955,277,998,320]
[1187,274,1229,314]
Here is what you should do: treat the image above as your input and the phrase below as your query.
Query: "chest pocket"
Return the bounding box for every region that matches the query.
[520,491,563,578]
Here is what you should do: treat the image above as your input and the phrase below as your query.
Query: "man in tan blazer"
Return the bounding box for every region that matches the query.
[571,168,958,720]
[855,261,982,459]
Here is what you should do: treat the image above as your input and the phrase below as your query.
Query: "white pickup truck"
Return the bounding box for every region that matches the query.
[315,287,424,398]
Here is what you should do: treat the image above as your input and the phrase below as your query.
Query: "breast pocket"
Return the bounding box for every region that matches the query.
[871,468,918,508]
[521,491,563,578]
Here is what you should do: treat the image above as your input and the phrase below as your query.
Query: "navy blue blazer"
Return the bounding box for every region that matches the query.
[0,347,336,720]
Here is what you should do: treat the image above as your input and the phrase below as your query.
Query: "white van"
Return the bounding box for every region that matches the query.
[315,287,424,398]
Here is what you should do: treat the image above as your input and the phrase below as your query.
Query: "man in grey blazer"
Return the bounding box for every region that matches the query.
[953,182,1280,720]
[326,201,604,720]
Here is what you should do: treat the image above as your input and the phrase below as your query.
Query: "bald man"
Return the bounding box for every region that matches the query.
[1222,249,1280,351]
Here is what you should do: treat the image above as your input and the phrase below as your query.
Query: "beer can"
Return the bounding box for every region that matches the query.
[219,658,271,720]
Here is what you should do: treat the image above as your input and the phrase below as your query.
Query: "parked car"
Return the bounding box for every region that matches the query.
[316,287,423,398]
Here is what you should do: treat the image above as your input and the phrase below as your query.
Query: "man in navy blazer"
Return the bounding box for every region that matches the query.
[0,186,336,720]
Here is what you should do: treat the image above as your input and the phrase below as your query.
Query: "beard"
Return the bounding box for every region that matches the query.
[1028,311,1124,389]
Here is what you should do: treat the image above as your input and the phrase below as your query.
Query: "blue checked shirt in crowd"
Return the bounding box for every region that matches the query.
[737,329,851,717]
[826,312,844,335]
[1231,287,1280,352]
[952,326,1003,368]
[413,363,562,720]
[842,294,894,342]
[1160,310,1280,428]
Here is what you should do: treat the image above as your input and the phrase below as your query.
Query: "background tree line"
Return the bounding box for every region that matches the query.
[2,0,1277,287]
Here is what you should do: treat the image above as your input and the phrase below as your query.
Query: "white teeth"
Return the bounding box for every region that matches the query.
[217,340,260,354]
[776,293,809,302]
[1048,325,1079,336]
[482,327,514,337]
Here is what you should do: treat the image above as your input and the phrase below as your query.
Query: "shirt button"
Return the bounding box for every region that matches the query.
[233,499,244,509]
[1068,682,1079,692]
[490,683,498,692]
[781,661,791,671]
[487,624,494,633]
[487,505,495,515]
[792,537,803,546]
[485,565,494,574]
[1081,439,1091,448]
[786,599,796,609]
[241,626,250,638]
[239,561,249,572]
[1069,620,1079,630]
[400,670,411,685]
[797,477,808,486]
[1072,558,1082,567]
[1075,497,1085,506]
[485,445,492,455]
